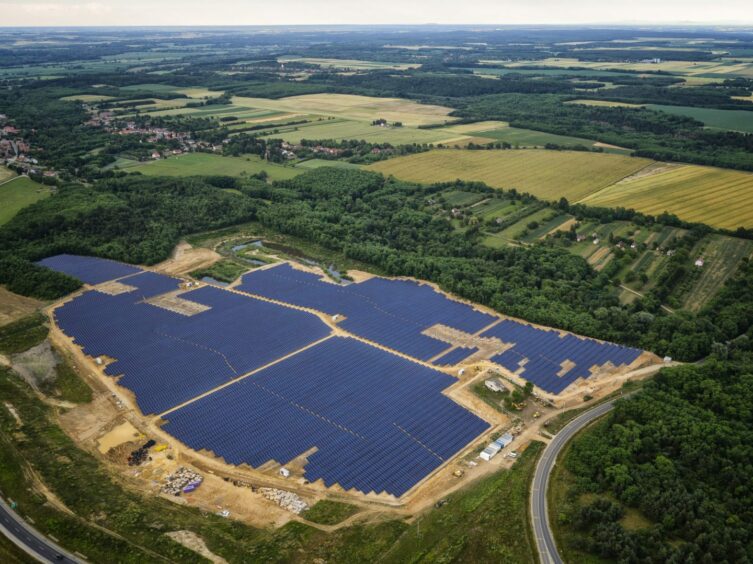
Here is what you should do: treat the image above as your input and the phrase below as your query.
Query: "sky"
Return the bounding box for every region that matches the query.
[1,0,751,27]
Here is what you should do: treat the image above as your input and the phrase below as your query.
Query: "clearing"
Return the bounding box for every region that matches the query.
[369,149,652,202]
[0,176,53,226]
[114,153,302,180]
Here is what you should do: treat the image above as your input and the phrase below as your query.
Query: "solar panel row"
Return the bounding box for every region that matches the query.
[163,337,490,497]
[239,264,496,361]
[482,320,642,394]
[37,254,142,285]
[434,346,479,366]
[54,272,331,414]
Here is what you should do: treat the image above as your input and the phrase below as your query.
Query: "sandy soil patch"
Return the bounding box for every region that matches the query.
[166,531,227,564]
[97,420,141,454]
[153,242,221,276]
[0,287,42,326]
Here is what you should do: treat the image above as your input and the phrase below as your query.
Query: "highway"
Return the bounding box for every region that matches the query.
[530,398,622,564]
[0,495,81,563]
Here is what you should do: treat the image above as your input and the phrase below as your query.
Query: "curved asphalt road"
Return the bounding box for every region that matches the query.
[530,398,622,564]
[0,496,81,563]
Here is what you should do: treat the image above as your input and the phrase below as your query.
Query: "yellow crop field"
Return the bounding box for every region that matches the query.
[368,149,652,201]
[581,164,753,229]
[498,58,753,79]
[231,94,454,126]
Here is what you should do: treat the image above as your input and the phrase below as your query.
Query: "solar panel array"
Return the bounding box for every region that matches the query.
[53,271,331,414]
[238,264,496,361]
[482,320,642,394]
[434,346,479,366]
[37,254,142,285]
[163,337,490,497]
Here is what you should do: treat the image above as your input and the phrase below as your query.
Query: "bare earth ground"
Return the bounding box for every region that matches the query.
[165,531,228,564]
[39,251,663,531]
[0,286,42,326]
[152,241,222,276]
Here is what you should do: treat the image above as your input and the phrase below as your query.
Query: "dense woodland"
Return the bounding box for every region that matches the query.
[2,168,753,363]
[562,357,753,562]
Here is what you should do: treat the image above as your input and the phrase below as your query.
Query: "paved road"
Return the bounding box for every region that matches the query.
[530,398,622,564]
[0,495,81,563]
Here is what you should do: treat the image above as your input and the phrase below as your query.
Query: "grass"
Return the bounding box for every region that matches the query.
[370,149,652,203]
[295,159,362,170]
[381,442,543,563]
[0,166,15,184]
[645,104,753,133]
[471,198,523,221]
[190,259,249,283]
[469,123,609,149]
[260,118,462,145]
[231,93,454,127]
[118,153,302,181]
[581,163,753,229]
[0,314,49,356]
[39,356,93,404]
[303,501,360,525]
[683,235,753,311]
[442,190,488,207]
[565,99,643,108]
[0,176,53,226]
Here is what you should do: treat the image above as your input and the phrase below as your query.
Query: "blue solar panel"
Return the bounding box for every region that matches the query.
[37,254,142,284]
[239,264,496,361]
[434,346,478,366]
[53,273,331,414]
[163,337,490,497]
[482,321,642,394]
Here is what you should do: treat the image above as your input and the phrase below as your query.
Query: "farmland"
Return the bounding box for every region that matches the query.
[502,57,753,80]
[231,94,455,126]
[442,121,618,150]
[683,235,753,311]
[258,117,469,145]
[0,176,53,226]
[369,149,652,201]
[114,153,302,180]
[278,57,420,70]
[644,104,753,133]
[581,164,753,229]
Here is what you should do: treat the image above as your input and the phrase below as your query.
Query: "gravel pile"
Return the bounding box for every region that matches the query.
[258,487,309,514]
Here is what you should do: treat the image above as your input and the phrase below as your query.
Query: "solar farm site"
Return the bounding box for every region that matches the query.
[41,254,647,498]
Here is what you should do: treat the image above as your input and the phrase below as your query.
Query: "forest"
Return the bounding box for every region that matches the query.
[560,357,753,562]
[3,167,753,363]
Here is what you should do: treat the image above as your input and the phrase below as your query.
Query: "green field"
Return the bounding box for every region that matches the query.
[369,149,652,202]
[260,117,466,145]
[438,121,623,151]
[295,159,363,170]
[0,176,53,226]
[581,163,753,229]
[0,166,15,184]
[683,235,753,311]
[116,153,302,180]
[645,104,753,133]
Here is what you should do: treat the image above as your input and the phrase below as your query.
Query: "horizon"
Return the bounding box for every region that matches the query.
[1,0,752,28]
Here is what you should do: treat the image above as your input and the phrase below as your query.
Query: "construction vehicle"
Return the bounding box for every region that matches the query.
[453,469,465,478]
